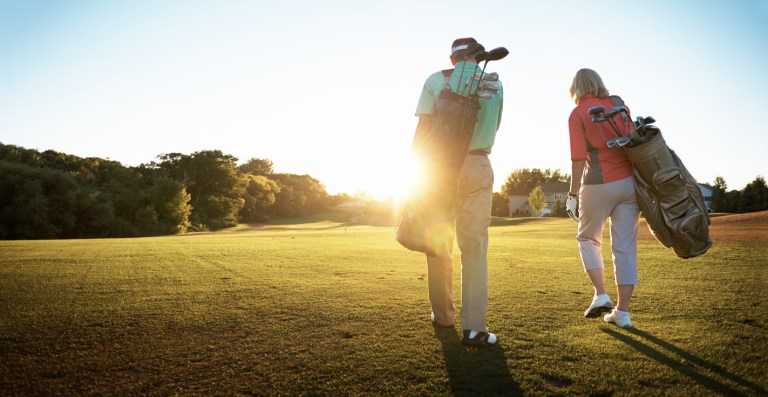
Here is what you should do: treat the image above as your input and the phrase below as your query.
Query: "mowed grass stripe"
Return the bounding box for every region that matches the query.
[1,217,766,396]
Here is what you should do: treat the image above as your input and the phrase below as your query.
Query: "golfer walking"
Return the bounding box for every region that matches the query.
[412,37,503,346]
[566,68,640,328]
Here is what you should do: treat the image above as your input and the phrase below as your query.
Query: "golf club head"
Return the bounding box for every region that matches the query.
[470,43,486,59]
[606,138,617,148]
[476,90,494,99]
[588,106,605,116]
[643,116,656,125]
[481,81,501,91]
[604,106,621,118]
[474,51,490,63]
[615,137,631,147]
[482,72,499,81]
[592,115,607,123]
[487,47,509,61]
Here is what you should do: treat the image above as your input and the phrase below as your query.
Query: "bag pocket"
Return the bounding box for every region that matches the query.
[653,168,690,220]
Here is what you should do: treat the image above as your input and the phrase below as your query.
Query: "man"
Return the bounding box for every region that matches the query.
[412,37,504,347]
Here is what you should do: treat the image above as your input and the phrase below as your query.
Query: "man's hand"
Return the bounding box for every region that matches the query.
[566,195,579,222]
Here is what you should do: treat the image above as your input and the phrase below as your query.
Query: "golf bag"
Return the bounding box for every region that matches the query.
[396,71,481,256]
[622,127,712,258]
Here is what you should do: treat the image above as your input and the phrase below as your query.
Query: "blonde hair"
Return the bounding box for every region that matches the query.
[569,68,610,103]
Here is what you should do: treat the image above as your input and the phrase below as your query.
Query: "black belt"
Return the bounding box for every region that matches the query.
[469,150,489,156]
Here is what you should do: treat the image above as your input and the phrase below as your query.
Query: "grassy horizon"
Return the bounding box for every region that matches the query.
[1,213,766,396]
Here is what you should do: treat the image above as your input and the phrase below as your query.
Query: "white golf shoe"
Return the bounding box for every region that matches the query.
[584,293,613,318]
[604,309,632,328]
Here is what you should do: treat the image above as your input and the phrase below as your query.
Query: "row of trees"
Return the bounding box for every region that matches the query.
[0,143,334,239]
[710,176,768,213]
[492,168,768,217]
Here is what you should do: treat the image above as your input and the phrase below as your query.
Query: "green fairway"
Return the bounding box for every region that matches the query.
[1,215,766,396]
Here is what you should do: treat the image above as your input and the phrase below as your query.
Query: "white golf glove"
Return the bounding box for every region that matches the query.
[566,195,579,222]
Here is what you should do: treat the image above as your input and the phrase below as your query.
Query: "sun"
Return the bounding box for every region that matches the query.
[391,155,427,202]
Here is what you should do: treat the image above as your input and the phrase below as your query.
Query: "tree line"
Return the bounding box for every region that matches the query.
[2,142,764,240]
[710,176,768,213]
[495,167,767,217]
[0,143,339,239]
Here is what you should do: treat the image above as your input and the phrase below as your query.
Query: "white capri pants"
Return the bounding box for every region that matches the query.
[577,176,640,285]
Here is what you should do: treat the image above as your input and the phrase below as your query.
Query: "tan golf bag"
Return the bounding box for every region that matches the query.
[622,128,712,258]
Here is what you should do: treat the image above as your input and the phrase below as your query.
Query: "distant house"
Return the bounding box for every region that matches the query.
[698,183,713,212]
[507,191,533,217]
[506,182,570,217]
[541,182,570,215]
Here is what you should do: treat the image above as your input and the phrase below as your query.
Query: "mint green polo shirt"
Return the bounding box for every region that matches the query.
[414,61,503,153]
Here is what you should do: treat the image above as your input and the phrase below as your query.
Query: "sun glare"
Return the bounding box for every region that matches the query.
[393,155,426,202]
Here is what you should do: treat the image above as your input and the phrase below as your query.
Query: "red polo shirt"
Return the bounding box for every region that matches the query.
[569,95,634,185]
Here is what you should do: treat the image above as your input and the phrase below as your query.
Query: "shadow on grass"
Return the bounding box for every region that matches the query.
[603,327,766,396]
[433,326,521,396]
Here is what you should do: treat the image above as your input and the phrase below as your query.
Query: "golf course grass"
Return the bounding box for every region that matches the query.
[1,212,766,396]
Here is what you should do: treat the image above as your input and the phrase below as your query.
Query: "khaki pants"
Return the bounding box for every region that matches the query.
[427,153,493,331]
[577,176,640,285]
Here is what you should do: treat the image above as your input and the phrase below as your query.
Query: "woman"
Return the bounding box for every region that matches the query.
[566,68,640,328]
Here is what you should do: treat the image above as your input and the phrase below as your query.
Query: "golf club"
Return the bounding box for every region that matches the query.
[456,43,484,95]
[605,106,623,136]
[478,72,499,82]
[470,47,508,98]
[463,50,488,93]
[482,81,501,91]
[614,105,634,131]
[476,90,494,99]
[635,116,646,130]
[588,106,605,116]
[590,106,607,124]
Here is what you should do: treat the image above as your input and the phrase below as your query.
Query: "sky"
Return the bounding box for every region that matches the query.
[1,0,767,200]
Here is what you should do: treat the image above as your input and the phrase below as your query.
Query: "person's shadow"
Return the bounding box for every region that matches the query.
[433,325,522,396]
[602,327,767,396]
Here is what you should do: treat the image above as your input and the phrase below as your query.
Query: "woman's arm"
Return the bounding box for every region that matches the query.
[570,160,586,196]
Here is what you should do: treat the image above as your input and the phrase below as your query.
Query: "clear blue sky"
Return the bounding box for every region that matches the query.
[1,0,766,199]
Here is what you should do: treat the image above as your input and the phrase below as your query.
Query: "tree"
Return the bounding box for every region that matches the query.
[155,150,245,229]
[0,162,79,239]
[134,205,160,235]
[492,192,509,217]
[551,198,567,217]
[147,177,192,234]
[726,190,742,213]
[501,168,569,196]
[240,174,281,222]
[741,176,768,213]
[239,158,274,176]
[528,186,546,216]
[270,173,329,217]
[711,176,728,212]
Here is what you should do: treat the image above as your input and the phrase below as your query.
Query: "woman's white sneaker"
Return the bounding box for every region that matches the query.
[603,309,632,328]
[584,294,613,317]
